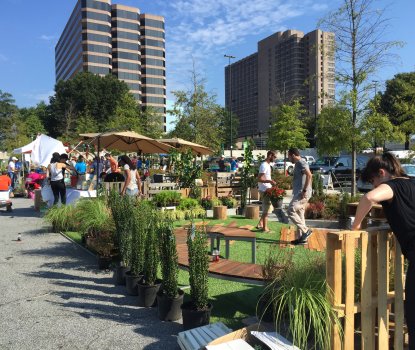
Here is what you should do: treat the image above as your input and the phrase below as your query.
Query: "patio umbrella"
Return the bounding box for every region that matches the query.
[79,131,173,154]
[159,137,213,156]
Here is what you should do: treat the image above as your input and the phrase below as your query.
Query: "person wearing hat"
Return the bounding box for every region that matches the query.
[47,153,75,205]
[7,156,18,190]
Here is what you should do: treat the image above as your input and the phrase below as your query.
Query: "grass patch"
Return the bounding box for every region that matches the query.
[64,231,83,245]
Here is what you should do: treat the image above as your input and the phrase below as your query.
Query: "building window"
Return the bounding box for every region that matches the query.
[142,48,164,57]
[143,96,166,104]
[141,29,164,39]
[142,67,165,76]
[112,31,139,41]
[83,43,110,54]
[140,18,164,29]
[82,11,110,22]
[142,86,165,95]
[112,20,139,31]
[81,0,110,11]
[142,77,165,85]
[142,58,164,67]
[111,9,139,21]
[113,61,140,70]
[113,51,140,60]
[88,66,110,75]
[84,22,111,33]
[142,38,164,48]
[112,41,139,51]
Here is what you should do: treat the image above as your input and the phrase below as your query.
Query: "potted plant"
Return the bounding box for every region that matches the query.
[89,232,116,269]
[107,190,131,285]
[124,199,145,295]
[152,190,181,207]
[137,208,161,307]
[264,185,286,209]
[181,223,212,330]
[156,219,184,321]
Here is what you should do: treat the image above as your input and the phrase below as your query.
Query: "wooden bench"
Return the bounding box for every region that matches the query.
[215,172,241,199]
[143,181,180,199]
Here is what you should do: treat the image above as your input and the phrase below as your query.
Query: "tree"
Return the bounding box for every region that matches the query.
[46,72,132,138]
[139,106,165,139]
[319,0,403,195]
[0,90,30,151]
[107,93,141,133]
[379,72,415,149]
[317,104,354,156]
[361,96,404,149]
[169,69,226,153]
[267,99,309,171]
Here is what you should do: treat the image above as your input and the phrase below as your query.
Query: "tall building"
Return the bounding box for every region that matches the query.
[55,0,166,131]
[225,29,335,145]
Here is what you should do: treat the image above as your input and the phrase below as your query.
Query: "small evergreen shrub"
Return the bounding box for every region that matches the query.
[152,190,181,207]
[220,196,238,209]
[178,198,201,210]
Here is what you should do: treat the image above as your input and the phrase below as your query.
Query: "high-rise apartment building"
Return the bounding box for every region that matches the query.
[225,29,335,144]
[55,0,166,131]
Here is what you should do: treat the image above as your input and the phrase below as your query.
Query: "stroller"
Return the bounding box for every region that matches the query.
[0,191,12,212]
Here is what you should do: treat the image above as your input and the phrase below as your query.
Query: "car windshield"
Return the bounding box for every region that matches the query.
[403,165,415,176]
[314,157,338,166]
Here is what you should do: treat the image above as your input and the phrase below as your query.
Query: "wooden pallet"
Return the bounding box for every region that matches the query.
[178,322,232,350]
[279,226,333,252]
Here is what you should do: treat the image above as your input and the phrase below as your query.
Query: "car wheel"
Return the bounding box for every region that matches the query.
[287,166,294,175]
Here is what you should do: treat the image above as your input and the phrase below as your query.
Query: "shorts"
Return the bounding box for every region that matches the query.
[126,188,138,196]
[259,191,273,214]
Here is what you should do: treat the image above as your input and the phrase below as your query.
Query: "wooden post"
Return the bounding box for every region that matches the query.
[245,205,259,220]
[377,232,389,350]
[213,206,227,220]
[361,233,374,350]
[326,232,342,350]
[394,240,404,350]
[344,233,355,350]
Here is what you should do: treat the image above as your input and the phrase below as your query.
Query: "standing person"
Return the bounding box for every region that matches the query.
[118,155,142,197]
[230,156,238,172]
[48,153,74,205]
[256,150,277,232]
[104,153,119,174]
[217,156,226,172]
[352,153,415,349]
[7,156,18,190]
[288,148,313,245]
[75,155,87,187]
[137,157,142,170]
[0,170,12,192]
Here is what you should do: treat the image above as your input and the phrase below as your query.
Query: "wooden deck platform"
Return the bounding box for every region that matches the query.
[175,222,335,284]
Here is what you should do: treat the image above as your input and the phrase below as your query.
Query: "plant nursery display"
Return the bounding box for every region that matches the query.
[264,185,286,208]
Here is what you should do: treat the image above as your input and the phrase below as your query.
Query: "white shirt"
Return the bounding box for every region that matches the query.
[258,161,272,192]
[7,161,15,173]
[50,163,64,181]
[123,164,138,190]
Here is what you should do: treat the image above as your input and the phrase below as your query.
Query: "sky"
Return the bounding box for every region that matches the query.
[0,0,414,130]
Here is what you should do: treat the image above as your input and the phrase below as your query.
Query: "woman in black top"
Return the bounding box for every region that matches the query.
[352,153,415,349]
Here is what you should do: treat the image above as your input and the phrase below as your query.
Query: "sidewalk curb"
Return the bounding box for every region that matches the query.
[58,231,97,258]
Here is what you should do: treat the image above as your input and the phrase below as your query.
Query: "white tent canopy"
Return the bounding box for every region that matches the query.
[12,140,37,154]
[29,135,67,167]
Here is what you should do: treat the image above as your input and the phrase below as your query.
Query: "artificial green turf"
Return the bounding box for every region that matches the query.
[65,231,83,245]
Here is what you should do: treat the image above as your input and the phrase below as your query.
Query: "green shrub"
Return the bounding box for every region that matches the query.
[265,253,342,349]
[272,172,293,190]
[220,196,238,208]
[44,204,79,232]
[152,190,181,207]
[178,198,201,210]
[143,210,160,285]
[158,219,179,298]
[184,208,206,219]
[200,196,222,210]
[76,198,114,237]
[187,223,209,310]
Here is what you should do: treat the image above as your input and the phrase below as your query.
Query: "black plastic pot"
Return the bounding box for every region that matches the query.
[113,265,130,285]
[125,271,143,296]
[137,280,162,307]
[157,289,184,321]
[181,302,213,330]
[97,256,112,270]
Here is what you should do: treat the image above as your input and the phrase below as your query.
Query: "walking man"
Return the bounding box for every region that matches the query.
[257,150,277,232]
[287,148,313,245]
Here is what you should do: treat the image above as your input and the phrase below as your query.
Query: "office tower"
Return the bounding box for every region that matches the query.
[55,0,166,131]
[225,29,335,144]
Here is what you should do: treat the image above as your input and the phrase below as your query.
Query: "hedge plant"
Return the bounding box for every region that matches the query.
[152,190,181,207]
[187,223,209,310]
[143,210,160,285]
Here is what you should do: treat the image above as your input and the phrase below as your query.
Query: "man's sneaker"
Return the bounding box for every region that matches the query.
[301,229,313,241]
[291,238,307,245]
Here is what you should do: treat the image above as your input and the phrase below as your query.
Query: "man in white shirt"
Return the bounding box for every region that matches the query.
[7,157,18,190]
[257,150,277,232]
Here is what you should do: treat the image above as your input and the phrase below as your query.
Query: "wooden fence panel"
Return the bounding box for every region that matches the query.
[377,232,389,350]
[394,242,405,349]
[344,233,356,350]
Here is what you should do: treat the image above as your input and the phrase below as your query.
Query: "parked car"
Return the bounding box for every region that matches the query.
[358,163,415,192]
[301,155,315,164]
[309,156,339,174]
[274,159,295,175]
[311,155,370,185]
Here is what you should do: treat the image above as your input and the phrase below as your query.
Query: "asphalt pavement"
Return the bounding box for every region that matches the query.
[0,198,181,350]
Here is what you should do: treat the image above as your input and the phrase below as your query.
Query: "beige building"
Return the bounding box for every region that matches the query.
[225,29,335,146]
[55,0,166,131]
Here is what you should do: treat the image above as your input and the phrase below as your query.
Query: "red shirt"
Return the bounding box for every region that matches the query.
[0,175,11,191]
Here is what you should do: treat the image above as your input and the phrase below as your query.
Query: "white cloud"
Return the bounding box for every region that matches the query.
[164,0,329,96]
[39,34,56,41]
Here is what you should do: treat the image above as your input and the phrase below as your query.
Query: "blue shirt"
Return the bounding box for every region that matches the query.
[75,162,87,174]
[230,160,238,171]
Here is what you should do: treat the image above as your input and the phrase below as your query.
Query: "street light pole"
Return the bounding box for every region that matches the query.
[224,54,235,157]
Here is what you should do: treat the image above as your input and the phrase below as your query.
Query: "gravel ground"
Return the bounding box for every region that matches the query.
[0,198,181,350]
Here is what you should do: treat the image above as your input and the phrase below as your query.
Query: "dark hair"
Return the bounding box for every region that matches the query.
[118,155,136,170]
[288,148,300,157]
[267,150,276,158]
[361,152,407,182]
[104,153,111,157]
[50,152,60,164]
[77,155,84,161]
[60,153,69,161]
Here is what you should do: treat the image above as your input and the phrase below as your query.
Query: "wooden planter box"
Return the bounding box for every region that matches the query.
[206,208,237,218]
